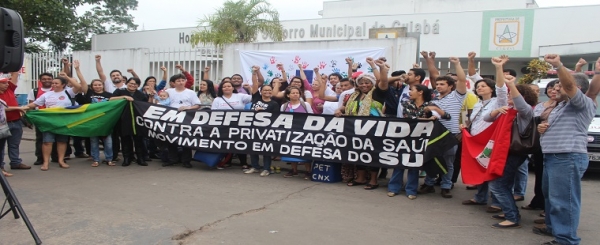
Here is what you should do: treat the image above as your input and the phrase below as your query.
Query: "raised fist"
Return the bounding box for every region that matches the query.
[95,55,101,61]
[160,66,167,71]
[544,54,561,67]
[73,60,80,69]
[449,57,460,64]
[468,52,476,60]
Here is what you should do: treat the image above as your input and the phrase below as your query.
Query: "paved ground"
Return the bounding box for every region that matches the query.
[1,128,600,245]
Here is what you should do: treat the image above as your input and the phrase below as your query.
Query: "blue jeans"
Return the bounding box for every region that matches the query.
[490,154,527,223]
[90,136,113,162]
[0,121,23,168]
[473,182,500,206]
[543,153,588,245]
[250,155,271,170]
[425,145,456,189]
[387,168,420,195]
[512,158,529,197]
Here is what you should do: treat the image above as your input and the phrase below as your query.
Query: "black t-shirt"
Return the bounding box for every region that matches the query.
[251,92,279,113]
[113,89,148,102]
[76,90,114,104]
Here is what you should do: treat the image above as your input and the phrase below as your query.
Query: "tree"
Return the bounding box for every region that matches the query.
[190,0,284,47]
[2,0,138,52]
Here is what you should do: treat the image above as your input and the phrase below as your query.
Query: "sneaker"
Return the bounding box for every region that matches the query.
[441,189,453,198]
[532,225,553,237]
[417,184,435,194]
[244,168,259,174]
[407,195,417,200]
[216,166,225,170]
[387,192,396,197]
[260,170,270,177]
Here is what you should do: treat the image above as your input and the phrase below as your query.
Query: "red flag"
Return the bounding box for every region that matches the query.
[460,109,517,185]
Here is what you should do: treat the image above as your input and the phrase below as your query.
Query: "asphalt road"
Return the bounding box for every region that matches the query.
[1,135,600,245]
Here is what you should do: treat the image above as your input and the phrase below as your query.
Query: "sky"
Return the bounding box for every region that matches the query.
[130,0,600,31]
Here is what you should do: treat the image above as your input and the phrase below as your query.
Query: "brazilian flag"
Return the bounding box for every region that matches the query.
[24,100,127,137]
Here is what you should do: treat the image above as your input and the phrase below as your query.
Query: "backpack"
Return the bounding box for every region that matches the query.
[283,102,308,112]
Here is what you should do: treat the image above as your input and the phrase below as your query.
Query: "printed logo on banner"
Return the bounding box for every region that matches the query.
[480,10,534,58]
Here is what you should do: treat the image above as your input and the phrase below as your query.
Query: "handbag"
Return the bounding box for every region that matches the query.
[457,100,490,142]
[509,117,540,155]
[0,100,12,139]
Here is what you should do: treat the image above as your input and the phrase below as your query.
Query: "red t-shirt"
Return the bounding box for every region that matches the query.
[0,82,20,121]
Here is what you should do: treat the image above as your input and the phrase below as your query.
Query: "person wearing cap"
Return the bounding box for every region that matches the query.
[0,72,31,176]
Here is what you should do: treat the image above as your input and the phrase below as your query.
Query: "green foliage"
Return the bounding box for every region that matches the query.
[2,0,138,52]
[190,0,284,47]
[518,59,552,84]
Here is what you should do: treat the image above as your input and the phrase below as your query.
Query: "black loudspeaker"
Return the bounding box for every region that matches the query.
[0,7,25,73]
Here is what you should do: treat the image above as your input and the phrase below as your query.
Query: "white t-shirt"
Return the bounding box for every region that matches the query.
[322,101,338,115]
[27,87,52,102]
[338,88,355,108]
[304,90,313,99]
[324,87,337,97]
[166,88,201,109]
[105,78,126,93]
[33,88,77,108]
[211,93,252,110]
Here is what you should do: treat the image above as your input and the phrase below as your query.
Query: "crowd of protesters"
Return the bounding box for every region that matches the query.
[1,51,599,245]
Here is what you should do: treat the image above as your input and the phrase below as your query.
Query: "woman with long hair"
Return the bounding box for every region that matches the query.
[23,74,82,171]
[245,66,280,176]
[281,86,314,179]
[488,72,538,228]
[110,77,151,167]
[212,80,253,169]
[74,60,115,167]
[311,67,338,115]
[272,63,313,106]
[334,57,389,190]
[388,84,442,199]
[461,57,509,214]
[198,79,216,110]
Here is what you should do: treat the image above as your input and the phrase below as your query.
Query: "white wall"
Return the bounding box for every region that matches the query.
[322,0,527,18]
[530,5,600,57]
[222,38,418,81]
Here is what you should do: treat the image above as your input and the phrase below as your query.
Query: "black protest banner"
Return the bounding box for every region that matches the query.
[123,101,457,172]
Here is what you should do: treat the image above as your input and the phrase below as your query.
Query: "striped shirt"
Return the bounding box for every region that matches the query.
[432,90,466,134]
[540,90,595,154]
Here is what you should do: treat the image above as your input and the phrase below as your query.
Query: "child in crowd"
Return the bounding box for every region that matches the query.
[155,90,170,106]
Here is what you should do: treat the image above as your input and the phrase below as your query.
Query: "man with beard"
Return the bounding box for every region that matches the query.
[28,73,54,165]
[95,55,126,162]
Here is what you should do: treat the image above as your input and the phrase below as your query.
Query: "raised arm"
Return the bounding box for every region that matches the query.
[575,58,587,73]
[127,68,139,79]
[203,66,210,80]
[345,57,354,80]
[176,64,194,89]
[449,57,467,94]
[586,57,600,105]
[545,54,578,98]
[251,65,262,94]
[366,57,380,81]
[297,63,307,82]
[375,59,389,90]
[157,66,167,91]
[62,58,72,77]
[279,63,288,83]
[421,51,440,82]
[468,52,477,76]
[73,60,88,94]
[95,55,107,82]
[59,72,82,94]
[9,72,18,85]
[491,55,509,88]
